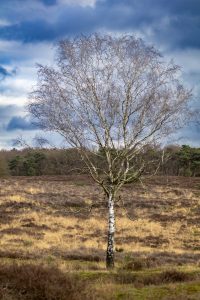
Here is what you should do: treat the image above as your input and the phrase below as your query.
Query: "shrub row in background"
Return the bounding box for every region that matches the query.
[0,144,199,177]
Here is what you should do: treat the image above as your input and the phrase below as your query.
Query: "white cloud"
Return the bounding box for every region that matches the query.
[0,40,55,106]
[162,48,200,103]
[0,19,12,27]
[0,40,58,149]
[58,0,96,7]
[0,40,54,63]
[169,49,200,74]
[0,129,65,149]
[0,129,40,149]
[0,94,28,106]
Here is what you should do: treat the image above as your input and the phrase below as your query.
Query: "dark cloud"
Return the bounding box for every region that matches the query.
[0,105,35,132]
[0,66,17,82]
[0,7,96,42]
[0,66,9,76]
[0,0,56,5]
[0,105,19,120]
[95,0,200,49]
[39,0,57,6]
[0,105,22,131]
[0,0,199,49]
[0,20,58,42]
[0,66,13,81]
[6,116,36,131]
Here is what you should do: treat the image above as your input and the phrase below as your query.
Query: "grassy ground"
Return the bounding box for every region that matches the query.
[0,175,200,299]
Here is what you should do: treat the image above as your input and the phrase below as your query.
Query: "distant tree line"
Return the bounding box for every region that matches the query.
[0,145,199,177]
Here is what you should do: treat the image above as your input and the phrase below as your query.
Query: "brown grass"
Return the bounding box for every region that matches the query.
[0,175,200,266]
[0,175,200,299]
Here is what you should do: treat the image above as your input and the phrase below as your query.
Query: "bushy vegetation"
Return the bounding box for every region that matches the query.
[0,263,89,300]
[0,145,199,177]
[0,148,85,177]
[0,262,199,300]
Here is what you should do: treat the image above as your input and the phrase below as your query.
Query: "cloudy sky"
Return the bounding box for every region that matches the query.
[0,0,199,149]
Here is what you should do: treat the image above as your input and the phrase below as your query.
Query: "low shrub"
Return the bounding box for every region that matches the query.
[0,263,90,300]
[139,270,194,286]
[121,257,157,271]
[116,269,194,286]
[159,270,192,283]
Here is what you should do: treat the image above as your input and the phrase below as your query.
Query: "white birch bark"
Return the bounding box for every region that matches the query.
[106,194,115,268]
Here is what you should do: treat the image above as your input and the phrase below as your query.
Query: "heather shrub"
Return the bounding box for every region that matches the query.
[0,263,89,300]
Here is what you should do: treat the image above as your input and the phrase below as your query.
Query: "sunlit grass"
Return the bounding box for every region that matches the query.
[0,176,199,260]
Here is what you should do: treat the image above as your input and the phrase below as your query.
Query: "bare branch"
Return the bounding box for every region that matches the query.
[28,33,192,197]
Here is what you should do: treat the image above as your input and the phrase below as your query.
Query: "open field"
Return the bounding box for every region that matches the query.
[0,175,200,299]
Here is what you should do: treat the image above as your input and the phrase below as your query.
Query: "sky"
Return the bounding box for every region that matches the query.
[0,0,199,149]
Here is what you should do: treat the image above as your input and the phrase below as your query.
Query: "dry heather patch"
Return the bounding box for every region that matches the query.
[0,263,91,300]
[0,262,198,300]
[0,176,199,265]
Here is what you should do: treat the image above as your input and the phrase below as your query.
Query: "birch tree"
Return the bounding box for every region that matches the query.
[28,34,191,269]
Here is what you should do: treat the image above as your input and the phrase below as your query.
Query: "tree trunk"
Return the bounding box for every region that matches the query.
[106,194,115,269]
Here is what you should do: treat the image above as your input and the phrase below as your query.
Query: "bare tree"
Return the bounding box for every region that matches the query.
[28,34,191,269]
